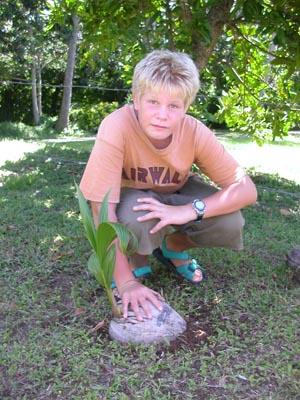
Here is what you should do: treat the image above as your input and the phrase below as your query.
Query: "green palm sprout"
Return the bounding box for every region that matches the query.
[76,184,138,318]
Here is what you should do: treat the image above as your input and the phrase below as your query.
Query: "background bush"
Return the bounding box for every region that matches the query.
[0,117,56,140]
[70,102,119,133]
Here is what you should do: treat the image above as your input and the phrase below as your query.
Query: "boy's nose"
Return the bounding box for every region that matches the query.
[157,106,168,119]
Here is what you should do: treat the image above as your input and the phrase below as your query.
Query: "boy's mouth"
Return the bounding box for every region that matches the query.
[151,124,168,129]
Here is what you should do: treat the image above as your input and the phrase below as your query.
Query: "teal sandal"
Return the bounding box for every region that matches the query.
[111,265,153,289]
[152,238,206,285]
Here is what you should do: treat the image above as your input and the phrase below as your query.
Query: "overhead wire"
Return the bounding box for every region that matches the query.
[0,79,130,91]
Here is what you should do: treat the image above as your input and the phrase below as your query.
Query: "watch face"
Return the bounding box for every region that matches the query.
[192,199,206,221]
[195,200,205,212]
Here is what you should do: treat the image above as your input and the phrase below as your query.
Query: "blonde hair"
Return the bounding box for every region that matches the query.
[132,50,200,108]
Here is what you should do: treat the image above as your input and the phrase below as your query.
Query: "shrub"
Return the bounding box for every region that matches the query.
[0,116,89,140]
[0,117,57,140]
[70,102,119,133]
[187,98,221,128]
[0,121,32,139]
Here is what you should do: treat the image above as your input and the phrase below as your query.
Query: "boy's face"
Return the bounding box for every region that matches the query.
[133,88,186,145]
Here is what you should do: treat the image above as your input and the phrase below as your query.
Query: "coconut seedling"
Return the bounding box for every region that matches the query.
[76,184,138,318]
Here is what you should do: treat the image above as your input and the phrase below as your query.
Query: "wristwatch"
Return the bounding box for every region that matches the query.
[192,199,206,221]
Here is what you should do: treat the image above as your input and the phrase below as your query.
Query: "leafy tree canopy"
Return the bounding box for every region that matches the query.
[0,0,299,140]
[80,0,299,141]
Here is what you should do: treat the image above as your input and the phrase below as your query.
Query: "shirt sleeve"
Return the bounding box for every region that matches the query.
[79,115,124,203]
[194,122,246,188]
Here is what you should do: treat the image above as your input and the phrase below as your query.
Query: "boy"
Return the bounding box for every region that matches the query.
[80,50,257,322]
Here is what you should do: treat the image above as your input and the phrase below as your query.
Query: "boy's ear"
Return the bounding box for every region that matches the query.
[132,94,140,110]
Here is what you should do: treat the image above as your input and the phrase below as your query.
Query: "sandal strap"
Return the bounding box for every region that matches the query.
[176,259,203,281]
[133,265,152,278]
[161,237,189,261]
[111,265,152,289]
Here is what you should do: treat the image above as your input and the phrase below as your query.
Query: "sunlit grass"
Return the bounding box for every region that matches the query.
[44,133,300,183]
[1,134,299,185]
[0,139,43,168]
[0,137,299,399]
[218,132,300,183]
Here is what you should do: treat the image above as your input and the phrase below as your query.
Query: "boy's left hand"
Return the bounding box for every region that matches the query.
[133,197,195,234]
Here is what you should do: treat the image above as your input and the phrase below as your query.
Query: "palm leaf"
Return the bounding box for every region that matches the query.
[87,252,98,276]
[96,223,117,264]
[110,222,138,255]
[96,222,138,258]
[103,243,116,286]
[75,183,97,250]
[95,222,137,288]
[76,186,138,315]
[88,252,105,287]
[98,190,110,224]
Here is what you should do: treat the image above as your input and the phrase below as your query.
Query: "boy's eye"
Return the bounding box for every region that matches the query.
[148,99,158,104]
[169,104,179,109]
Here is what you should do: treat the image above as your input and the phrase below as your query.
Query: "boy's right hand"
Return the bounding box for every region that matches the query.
[118,280,164,321]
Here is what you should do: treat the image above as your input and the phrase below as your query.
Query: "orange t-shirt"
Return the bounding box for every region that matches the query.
[80,104,245,203]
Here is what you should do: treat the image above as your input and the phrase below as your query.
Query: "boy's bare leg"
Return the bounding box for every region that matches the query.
[165,232,203,282]
[130,254,149,269]
[130,233,201,282]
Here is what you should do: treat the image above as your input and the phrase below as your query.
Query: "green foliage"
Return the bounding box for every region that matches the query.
[3,171,40,190]
[218,88,298,144]
[188,88,221,128]
[69,102,119,132]
[1,0,299,141]
[0,117,56,140]
[240,0,300,73]
[217,24,299,144]
[0,0,69,124]
[80,0,299,141]
[0,116,88,140]
[76,184,138,317]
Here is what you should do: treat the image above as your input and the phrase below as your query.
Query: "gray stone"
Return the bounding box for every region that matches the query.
[286,246,300,268]
[109,301,186,344]
[286,246,300,281]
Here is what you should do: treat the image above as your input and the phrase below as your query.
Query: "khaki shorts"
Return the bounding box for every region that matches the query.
[116,175,245,255]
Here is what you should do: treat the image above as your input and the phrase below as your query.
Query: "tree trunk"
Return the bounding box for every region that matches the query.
[55,14,80,132]
[37,55,42,117]
[195,0,234,71]
[31,60,40,125]
[179,0,234,72]
[165,0,175,50]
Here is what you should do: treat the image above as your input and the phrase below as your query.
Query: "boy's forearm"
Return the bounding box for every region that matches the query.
[114,249,135,287]
[90,200,134,287]
[90,201,118,226]
[203,175,257,219]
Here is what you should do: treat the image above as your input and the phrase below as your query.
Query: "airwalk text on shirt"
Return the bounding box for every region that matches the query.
[122,167,184,185]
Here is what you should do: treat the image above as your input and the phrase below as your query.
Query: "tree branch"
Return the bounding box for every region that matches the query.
[165,0,175,50]
[231,23,290,62]
[178,0,192,24]
[193,0,234,71]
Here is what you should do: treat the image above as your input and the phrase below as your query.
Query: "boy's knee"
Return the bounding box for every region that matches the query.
[118,207,156,235]
[216,211,245,235]
[182,210,245,250]
[116,189,158,235]
[220,211,245,250]
[117,188,161,231]
[116,190,167,255]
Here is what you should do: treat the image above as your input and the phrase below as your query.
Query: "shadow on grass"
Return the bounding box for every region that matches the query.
[1,142,299,294]
[217,131,300,147]
[0,143,92,310]
[0,143,299,399]
[0,118,92,141]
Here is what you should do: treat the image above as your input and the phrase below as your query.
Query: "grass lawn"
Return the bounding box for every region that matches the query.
[218,132,300,184]
[0,135,300,399]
